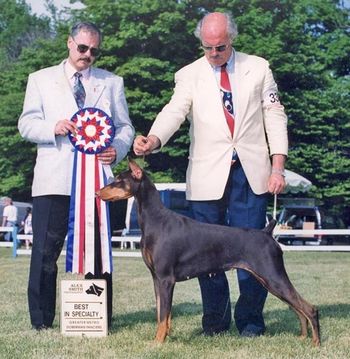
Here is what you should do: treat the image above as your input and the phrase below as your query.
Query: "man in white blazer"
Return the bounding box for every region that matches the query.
[18,22,134,331]
[134,12,288,337]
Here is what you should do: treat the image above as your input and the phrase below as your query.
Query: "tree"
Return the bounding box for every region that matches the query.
[0,2,67,200]
[73,0,203,179]
[0,0,51,70]
[80,0,350,218]
[0,0,349,223]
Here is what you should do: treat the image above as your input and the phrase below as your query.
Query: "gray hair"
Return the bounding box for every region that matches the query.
[194,12,238,42]
[70,22,102,44]
[1,196,12,204]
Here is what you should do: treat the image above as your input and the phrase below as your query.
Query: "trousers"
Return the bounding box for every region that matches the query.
[190,159,268,334]
[28,195,112,328]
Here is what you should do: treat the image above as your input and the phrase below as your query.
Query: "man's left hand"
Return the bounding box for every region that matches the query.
[268,173,286,194]
[97,147,116,165]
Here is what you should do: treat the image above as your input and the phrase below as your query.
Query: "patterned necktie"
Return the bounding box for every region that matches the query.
[220,64,234,137]
[73,72,86,109]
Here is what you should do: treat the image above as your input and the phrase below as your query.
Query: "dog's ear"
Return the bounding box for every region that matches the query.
[128,158,143,180]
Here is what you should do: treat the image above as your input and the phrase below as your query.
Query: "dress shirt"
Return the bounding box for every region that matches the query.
[64,60,90,93]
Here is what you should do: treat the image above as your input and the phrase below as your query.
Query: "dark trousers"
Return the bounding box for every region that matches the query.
[28,195,112,328]
[190,160,268,334]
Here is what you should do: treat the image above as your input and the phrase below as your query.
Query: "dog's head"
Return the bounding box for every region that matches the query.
[97,158,144,202]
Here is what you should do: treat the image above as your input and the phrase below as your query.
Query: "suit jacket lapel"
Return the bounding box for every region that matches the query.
[53,61,79,115]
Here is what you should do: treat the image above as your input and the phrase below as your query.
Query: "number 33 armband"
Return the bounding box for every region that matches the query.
[263,87,284,109]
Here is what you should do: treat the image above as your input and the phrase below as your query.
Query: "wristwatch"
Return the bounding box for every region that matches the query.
[271,168,286,177]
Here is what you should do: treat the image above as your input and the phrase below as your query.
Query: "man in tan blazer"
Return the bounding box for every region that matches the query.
[19,22,134,331]
[134,12,288,337]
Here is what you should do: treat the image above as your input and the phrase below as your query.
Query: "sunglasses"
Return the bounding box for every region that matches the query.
[72,38,100,57]
[201,44,229,52]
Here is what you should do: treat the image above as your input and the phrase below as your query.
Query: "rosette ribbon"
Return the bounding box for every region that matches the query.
[66,107,115,274]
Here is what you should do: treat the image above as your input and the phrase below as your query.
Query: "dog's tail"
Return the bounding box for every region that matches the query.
[262,219,277,235]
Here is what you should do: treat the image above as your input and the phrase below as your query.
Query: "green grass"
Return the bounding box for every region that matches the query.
[0,249,349,359]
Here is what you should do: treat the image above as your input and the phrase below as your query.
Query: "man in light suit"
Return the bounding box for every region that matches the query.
[133,12,288,337]
[18,22,134,331]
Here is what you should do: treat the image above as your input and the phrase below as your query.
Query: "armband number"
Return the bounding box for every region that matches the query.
[269,92,280,103]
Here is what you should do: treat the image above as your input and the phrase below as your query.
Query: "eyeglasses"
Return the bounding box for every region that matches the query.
[72,38,100,57]
[201,44,230,52]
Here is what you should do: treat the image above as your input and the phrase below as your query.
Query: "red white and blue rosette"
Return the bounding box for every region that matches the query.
[68,107,115,154]
[66,108,115,275]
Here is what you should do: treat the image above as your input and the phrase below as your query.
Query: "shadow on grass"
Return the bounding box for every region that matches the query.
[264,302,350,337]
[110,301,203,332]
[110,301,350,338]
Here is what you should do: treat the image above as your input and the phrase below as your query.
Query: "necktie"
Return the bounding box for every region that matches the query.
[220,64,234,137]
[73,72,86,109]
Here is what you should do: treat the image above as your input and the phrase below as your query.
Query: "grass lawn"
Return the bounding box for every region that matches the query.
[0,249,349,359]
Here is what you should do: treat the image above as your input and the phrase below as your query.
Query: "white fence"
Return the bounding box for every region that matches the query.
[273,228,350,252]
[1,227,349,258]
[0,227,143,258]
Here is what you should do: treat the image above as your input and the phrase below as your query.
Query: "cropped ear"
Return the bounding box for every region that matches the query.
[128,158,143,180]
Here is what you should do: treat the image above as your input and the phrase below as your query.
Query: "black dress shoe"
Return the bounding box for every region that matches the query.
[240,324,265,337]
[202,327,230,336]
[32,324,50,331]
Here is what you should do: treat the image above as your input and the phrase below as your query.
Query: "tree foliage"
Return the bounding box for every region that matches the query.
[0,1,67,200]
[0,0,349,222]
[0,0,52,70]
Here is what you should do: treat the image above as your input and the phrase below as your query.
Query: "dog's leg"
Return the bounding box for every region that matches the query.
[263,273,319,345]
[153,277,175,343]
[167,313,172,336]
[243,260,320,346]
[295,310,308,339]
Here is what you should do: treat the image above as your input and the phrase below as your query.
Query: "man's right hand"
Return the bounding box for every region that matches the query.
[55,119,77,136]
[133,135,160,156]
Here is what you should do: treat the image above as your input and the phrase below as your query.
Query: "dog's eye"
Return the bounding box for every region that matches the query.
[114,178,124,186]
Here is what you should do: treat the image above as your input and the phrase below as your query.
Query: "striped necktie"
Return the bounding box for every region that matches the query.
[73,72,86,109]
[220,64,234,137]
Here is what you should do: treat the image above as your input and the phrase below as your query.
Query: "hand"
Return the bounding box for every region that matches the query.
[268,173,286,194]
[97,147,116,165]
[133,135,160,156]
[55,119,77,136]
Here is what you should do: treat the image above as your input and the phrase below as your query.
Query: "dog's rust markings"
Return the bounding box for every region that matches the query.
[98,159,321,346]
[155,319,168,343]
[154,292,172,343]
[97,176,134,201]
[166,313,172,336]
[142,248,154,270]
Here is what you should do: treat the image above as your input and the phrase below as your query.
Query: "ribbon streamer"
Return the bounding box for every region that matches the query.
[66,108,115,274]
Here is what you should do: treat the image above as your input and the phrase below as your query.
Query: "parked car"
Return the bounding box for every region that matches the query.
[125,183,189,235]
[276,204,322,245]
[321,214,349,245]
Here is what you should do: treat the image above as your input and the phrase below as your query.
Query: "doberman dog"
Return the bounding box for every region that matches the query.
[97,159,320,346]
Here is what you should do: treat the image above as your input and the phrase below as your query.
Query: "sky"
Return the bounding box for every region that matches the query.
[27,0,350,16]
[26,0,83,16]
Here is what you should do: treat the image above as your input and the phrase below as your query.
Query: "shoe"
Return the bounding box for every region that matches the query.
[202,327,230,336]
[32,324,50,331]
[240,324,264,338]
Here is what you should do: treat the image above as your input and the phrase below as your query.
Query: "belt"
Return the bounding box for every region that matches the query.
[232,148,238,160]
[231,148,238,165]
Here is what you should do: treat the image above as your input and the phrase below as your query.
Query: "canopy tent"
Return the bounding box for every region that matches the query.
[273,170,312,219]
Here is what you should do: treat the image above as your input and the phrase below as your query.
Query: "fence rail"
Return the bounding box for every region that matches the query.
[1,227,349,258]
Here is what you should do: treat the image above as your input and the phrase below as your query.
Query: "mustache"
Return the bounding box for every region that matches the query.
[79,57,91,63]
[210,54,221,59]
